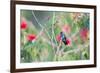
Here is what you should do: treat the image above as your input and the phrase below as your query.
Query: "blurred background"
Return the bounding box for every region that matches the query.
[20,10,90,63]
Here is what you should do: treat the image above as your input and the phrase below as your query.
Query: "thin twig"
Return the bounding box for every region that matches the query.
[33,29,44,43]
[32,11,43,28]
[56,40,62,60]
[52,12,58,45]
[31,11,52,41]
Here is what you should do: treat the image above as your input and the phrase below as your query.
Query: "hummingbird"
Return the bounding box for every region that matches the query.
[60,32,67,45]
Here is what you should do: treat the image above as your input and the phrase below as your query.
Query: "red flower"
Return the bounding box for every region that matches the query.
[21,21,27,29]
[27,34,36,42]
[66,38,71,46]
[80,28,89,41]
[56,34,61,42]
[62,25,71,34]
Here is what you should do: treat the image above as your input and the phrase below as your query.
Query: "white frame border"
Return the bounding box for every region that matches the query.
[15,4,94,69]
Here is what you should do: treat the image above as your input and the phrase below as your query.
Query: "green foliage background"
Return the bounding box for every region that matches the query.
[20,10,90,63]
